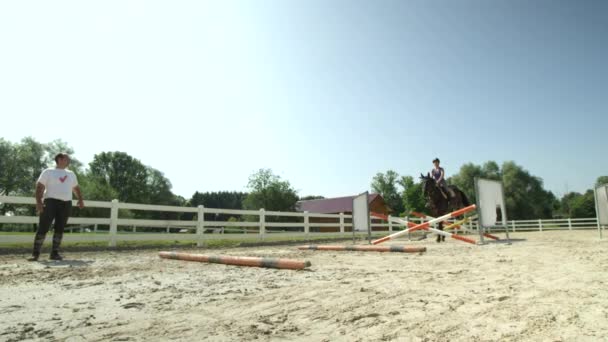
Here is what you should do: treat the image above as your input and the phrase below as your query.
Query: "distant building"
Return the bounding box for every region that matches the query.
[296,194,391,232]
[296,193,390,215]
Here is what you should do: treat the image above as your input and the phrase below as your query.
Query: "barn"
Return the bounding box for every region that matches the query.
[295,194,391,232]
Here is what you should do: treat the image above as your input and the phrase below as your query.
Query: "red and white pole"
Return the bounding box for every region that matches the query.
[423,213,499,240]
[371,204,477,245]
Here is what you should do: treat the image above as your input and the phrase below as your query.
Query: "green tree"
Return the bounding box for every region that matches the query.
[1,138,87,220]
[146,168,174,206]
[595,176,608,188]
[190,191,248,210]
[481,161,501,180]
[0,138,18,197]
[15,137,47,196]
[559,192,580,218]
[371,170,404,214]
[569,190,596,218]
[0,139,18,216]
[71,173,119,219]
[88,152,150,204]
[188,191,248,221]
[449,160,556,219]
[0,138,82,197]
[501,161,556,219]
[78,173,119,202]
[87,151,181,219]
[448,163,484,202]
[242,169,299,216]
[0,138,57,222]
[399,176,426,215]
[300,195,325,201]
[45,139,83,172]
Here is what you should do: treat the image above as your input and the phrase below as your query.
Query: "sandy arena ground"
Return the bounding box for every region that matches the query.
[1,230,607,342]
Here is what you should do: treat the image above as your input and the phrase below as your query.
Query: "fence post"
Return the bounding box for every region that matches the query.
[166,226,170,233]
[388,215,393,232]
[539,219,543,232]
[196,205,205,247]
[94,224,98,234]
[568,218,572,231]
[132,225,136,233]
[511,220,516,232]
[304,211,310,236]
[259,209,265,240]
[109,199,118,247]
[339,213,345,234]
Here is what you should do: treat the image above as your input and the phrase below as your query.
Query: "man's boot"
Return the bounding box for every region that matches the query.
[49,251,63,261]
[27,252,40,262]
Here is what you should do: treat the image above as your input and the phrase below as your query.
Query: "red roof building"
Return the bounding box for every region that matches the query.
[296,194,391,215]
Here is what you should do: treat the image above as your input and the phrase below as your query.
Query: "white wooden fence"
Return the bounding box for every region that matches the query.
[0,196,601,247]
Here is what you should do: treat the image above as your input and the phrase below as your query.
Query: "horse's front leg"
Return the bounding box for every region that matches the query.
[436,222,442,243]
[436,222,446,242]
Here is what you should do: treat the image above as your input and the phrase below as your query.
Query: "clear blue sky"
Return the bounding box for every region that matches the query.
[1,1,606,199]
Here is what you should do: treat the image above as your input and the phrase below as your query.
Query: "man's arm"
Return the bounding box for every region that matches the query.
[73,186,85,209]
[35,183,45,215]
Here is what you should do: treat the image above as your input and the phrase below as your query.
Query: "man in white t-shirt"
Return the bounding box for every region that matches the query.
[29,153,85,261]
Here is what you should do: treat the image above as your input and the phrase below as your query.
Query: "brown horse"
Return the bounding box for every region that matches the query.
[420,173,470,242]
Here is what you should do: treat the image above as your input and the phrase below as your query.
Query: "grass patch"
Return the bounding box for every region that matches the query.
[0,233,389,255]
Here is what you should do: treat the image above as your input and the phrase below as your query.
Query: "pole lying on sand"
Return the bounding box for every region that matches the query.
[159,251,311,270]
[371,205,478,245]
[297,245,426,253]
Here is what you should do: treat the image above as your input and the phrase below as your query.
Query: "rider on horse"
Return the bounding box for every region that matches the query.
[431,158,455,198]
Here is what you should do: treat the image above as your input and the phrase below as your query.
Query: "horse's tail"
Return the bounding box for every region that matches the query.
[459,189,470,207]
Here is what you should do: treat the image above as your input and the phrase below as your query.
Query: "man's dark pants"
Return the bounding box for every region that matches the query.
[33,198,72,256]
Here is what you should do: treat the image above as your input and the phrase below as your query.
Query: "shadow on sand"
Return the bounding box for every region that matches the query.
[38,259,95,268]
[484,238,527,245]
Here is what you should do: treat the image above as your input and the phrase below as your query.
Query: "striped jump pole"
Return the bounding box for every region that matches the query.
[410,211,471,232]
[297,245,426,253]
[371,205,478,245]
[431,214,499,240]
[410,212,427,219]
[372,211,469,238]
[401,213,499,241]
[159,252,311,270]
[443,215,475,231]
[370,211,477,244]
[371,212,430,231]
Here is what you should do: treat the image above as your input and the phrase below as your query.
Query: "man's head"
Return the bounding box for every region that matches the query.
[433,158,440,168]
[55,153,71,169]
